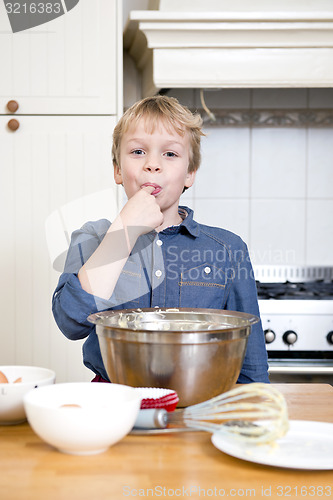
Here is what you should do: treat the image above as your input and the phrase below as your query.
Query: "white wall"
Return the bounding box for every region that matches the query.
[163,88,333,267]
[123,0,150,28]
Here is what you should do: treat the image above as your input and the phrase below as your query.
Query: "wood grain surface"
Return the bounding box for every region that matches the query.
[0,384,332,500]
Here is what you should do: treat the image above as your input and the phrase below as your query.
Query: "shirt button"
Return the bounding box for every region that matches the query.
[156,239,163,246]
[204,266,211,274]
[155,269,162,278]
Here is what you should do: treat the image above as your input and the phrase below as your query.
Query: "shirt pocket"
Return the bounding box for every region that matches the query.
[179,263,227,309]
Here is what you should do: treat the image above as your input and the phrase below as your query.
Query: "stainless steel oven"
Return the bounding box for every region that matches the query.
[254,266,333,384]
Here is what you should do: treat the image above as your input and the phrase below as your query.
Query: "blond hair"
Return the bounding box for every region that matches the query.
[112,95,204,173]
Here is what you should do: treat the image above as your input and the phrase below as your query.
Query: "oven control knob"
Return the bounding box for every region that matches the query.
[264,329,276,344]
[327,331,333,345]
[283,330,298,345]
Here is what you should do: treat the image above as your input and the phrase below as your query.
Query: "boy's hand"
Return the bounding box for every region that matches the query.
[79,188,163,301]
[120,185,164,235]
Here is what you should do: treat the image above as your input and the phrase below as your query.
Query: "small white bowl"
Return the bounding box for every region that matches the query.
[0,366,56,425]
[23,382,142,455]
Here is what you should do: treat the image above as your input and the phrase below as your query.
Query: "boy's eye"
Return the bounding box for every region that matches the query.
[165,151,177,157]
[131,149,145,155]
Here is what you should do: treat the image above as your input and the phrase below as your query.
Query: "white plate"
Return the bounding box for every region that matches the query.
[211,420,333,470]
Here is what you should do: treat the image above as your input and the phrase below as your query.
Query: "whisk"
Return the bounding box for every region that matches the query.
[134,383,289,444]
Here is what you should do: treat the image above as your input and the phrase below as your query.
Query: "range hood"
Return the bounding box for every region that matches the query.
[123,5,333,96]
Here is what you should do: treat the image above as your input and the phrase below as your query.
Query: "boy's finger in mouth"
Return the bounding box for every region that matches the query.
[141,183,162,196]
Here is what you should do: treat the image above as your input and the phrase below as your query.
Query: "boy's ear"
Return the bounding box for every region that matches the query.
[113,162,123,185]
[184,170,196,189]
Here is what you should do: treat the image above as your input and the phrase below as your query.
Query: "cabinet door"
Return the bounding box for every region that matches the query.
[0,115,118,382]
[0,0,121,115]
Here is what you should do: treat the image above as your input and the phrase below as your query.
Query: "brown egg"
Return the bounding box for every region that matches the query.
[13,377,22,383]
[0,371,9,384]
[60,404,82,409]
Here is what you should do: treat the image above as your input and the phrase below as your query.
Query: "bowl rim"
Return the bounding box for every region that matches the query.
[0,366,56,386]
[89,308,259,328]
[88,308,258,344]
[23,381,142,407]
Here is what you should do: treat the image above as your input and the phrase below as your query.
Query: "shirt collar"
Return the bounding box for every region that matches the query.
[178,206,200,237]
[159,206,200,237]
[145,206,200,238]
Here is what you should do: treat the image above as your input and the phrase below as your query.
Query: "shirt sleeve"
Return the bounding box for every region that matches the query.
[224,239,269,383]
[52,219,115,340]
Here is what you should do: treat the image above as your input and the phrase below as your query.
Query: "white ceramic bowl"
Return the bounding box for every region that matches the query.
[23,382,142,455]
[0,365,56,425]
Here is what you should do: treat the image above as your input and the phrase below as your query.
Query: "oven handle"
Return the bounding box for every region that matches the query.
[269,365,333,375]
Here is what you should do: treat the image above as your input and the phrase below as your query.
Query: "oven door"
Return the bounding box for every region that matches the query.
[258,298,333,385]
[268,359,333,384]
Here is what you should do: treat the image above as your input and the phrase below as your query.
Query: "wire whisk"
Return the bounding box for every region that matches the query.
[135,383,289,444]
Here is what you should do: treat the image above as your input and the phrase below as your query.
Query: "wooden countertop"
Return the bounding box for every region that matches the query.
[0,384,332,500]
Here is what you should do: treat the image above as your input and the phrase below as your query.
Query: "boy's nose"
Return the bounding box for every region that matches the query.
[144,156,161,172]
[145,165,160,172]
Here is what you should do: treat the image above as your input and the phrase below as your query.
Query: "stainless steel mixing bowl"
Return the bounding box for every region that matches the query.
[88,308,259,407]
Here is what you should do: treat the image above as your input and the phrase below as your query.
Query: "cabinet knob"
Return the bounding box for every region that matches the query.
[8,119,20,131]
[7,100,19,113]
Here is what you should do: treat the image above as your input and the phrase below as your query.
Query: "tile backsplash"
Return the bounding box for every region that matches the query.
[172,88,333,267]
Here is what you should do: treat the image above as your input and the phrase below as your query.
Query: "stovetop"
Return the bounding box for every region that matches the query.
[256,280,333,300]
[254,265,333,300]
[254,265,333,283]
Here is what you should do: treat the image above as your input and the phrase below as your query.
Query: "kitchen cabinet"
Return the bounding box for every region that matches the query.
[124,5,333,96]
[0,115,119,380]
[0,0,123,383]
[0,0,121,115]
[0,115,118,381]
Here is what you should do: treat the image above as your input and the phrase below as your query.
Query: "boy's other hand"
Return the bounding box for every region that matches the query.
[120,185,164,236]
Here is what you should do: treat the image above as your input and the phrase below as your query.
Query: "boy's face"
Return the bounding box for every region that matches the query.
[114,118,196,214]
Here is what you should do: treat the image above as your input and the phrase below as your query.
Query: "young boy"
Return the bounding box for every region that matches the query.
[52,95,269,384]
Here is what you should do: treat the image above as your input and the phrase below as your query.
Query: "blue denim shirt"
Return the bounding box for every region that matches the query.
[52,206,269,384]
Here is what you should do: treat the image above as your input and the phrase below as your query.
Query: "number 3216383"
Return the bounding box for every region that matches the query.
[276,485,332,497]
[5,3,62,15]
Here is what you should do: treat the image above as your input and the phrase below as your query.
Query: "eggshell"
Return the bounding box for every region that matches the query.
[0,371,9,384]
